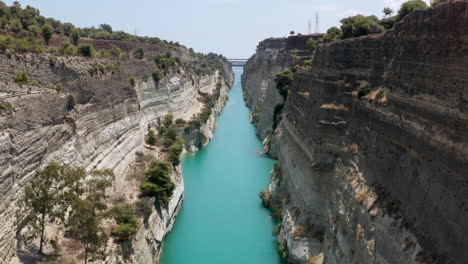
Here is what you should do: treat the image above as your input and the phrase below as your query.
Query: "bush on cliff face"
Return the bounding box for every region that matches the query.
[306,37,317,51]
[152,69,163,83]
[274,69,294,100]
[110,203,139,240]
[77,43,95,57]
[133,48,144,60]
[397,0,427,21]
[0,35,12,52]
[340,15,384,39]
[13,72,30,84]
[322,27,342,42]
[145,127,157,147]
[168,138,184,166]
[140,159,175,206]
[128,76,136,87]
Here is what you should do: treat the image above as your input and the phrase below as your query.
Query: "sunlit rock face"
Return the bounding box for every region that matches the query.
[243,2,468,264]
[0,48,233,263]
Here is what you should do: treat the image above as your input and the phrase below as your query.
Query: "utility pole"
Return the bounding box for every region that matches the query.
[315,12,319,33]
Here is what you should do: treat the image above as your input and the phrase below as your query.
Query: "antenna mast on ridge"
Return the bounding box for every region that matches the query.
[315,12,319,33]
[308,19,312,34]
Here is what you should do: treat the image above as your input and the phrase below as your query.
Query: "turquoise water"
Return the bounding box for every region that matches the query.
[160,67,281,264]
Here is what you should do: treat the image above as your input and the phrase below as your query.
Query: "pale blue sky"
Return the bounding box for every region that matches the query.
[5,0,427,58]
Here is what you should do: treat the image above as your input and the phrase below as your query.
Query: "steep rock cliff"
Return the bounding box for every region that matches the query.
[0,47,233,263]
[243,2,468,264]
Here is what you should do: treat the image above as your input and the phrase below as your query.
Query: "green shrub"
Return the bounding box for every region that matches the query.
[135,199,153,221]
[135,151,144,157]
[41,24,54,45]
[129,76,136,87]
[168,138,184,166]
[274,69,294,100]
[322,27,342,42]
[163,113,174,128]
[71,30,80,45]
[0,35,13,52]
[110,45,122,59]
[13,72,30,84]
[133,48,144,59]
[9,18,22,33]
[398,0,427,21]
[140,160,174,206]
[76,43,95,57]
[154,53,177,74]
[152,70,163,83]
[54,83,62,93]
[113,223,138,240]
[340,15,384,39]
[15,37,44,53]
[278,244,288,262]
[145,128,156,146]
[58,41,76,56]
[175,118,185,125]
[357,84,372,98]
[379,16,398,30]
[306,37,317,51]
[111,203,139,240]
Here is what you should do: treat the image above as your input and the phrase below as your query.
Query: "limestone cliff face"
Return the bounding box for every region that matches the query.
[243,2,468,264]
[0,50,233,263]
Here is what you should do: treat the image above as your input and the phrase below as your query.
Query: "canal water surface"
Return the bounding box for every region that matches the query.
[160,66,281,264]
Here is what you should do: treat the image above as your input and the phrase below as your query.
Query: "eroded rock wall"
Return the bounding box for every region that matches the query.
[0,51,233,263]
[243,2,468,264]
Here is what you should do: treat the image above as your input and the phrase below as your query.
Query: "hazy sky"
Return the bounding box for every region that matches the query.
[5,0,429,58]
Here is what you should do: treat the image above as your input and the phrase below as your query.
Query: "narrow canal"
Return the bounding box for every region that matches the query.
[160,66,281,264]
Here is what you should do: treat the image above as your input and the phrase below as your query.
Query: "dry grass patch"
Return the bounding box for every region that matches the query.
[292,225,307,238]
[320,103,348,111]
[355,188,371,204]
[344,144,359,153]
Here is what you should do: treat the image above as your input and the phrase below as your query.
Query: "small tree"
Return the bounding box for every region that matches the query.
[140,160,174,206]
[66,169,113,264]
[66,199,107,264]
[168,138,184,166]
[146,128,156,147]
[152,70,163,83]
[41,24,54,45]
[133,48,144,60]
[274,69,294,100]
[289,31,295,35]
[71,30,80,46]
[99,24,113,33]
[163,113,174,128]
[306,38,317,51]
[383,7,394,17]
[21,162,86,254]
[398,0,427,21]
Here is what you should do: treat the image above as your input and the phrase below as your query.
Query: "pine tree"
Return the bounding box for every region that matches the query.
[146,128,156,147]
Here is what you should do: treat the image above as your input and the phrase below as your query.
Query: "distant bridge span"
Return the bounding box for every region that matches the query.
[228,58,248,67]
